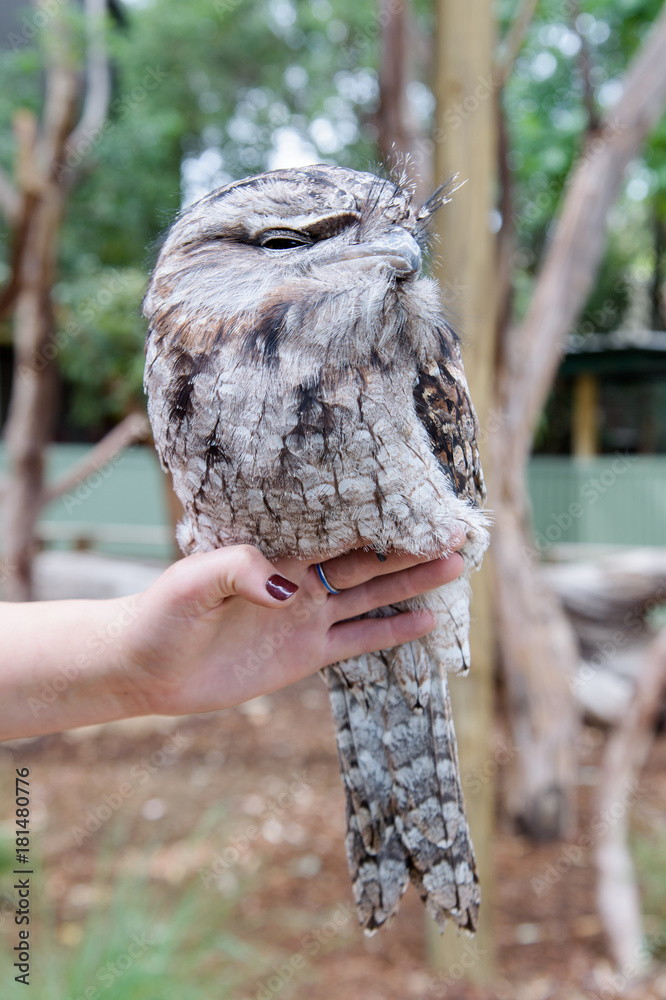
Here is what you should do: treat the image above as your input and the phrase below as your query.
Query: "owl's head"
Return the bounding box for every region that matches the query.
[144,165,448,372]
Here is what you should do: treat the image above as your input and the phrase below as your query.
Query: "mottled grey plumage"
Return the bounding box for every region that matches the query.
[143,165,489,934]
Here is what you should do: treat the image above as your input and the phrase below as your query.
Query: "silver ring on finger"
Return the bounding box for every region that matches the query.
[315,563,341,595]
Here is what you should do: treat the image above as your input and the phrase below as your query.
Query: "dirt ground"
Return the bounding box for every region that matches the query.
[2,674,666,1000]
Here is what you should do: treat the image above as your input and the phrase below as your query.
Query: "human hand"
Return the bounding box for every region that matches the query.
[123,539,466,718]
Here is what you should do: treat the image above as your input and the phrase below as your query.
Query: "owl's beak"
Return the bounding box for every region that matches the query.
[336,230,422,276]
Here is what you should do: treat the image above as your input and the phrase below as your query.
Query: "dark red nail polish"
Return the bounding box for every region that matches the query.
[266,574,299,601]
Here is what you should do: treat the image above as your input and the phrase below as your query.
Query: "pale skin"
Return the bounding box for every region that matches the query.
[0,536,466,742]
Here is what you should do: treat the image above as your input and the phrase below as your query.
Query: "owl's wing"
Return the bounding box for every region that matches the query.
[413,329,486,508]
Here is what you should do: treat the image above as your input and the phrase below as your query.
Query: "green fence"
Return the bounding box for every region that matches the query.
[0,443,174,560]
[0,445,662,560]
[528,454,666,549]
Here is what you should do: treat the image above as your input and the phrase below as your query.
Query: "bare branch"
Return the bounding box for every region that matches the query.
[494,0,538,88]
[595,627,666,971]
[66,0,111,160]
[492,0,539,343]
[0,114,42,321]
[376,0,410,159]
[495,101,515,349]
[567,0,601,132]
[43,413,152,505]
[0,167,19,223]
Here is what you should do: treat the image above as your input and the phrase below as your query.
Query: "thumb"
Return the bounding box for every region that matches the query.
[158,544,300,616]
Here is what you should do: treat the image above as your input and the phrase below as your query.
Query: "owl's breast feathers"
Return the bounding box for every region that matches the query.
[145,326,487,564]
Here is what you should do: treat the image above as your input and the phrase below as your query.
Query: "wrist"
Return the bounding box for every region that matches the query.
[94,594,159,721]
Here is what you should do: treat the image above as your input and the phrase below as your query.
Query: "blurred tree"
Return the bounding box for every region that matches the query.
[492,1,666,841]
[0,0,150,600]
[0,0,112,600]
[374,0,432,198]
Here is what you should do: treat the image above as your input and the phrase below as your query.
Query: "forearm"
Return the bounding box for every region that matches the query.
[0,597,146,740]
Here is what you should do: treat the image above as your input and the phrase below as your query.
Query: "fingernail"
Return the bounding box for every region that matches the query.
[376,551,387,562]
[266,574,299,601]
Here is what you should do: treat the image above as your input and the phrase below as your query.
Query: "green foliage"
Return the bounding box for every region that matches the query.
[63,0,386,274]
[499,0,666,330]
[632,830,666,959]
[2,0,391,431]
[54,267,147,431]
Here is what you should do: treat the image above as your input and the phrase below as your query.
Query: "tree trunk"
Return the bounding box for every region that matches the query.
[3,58,79,601]
[429,0,497,979]
[0,0,111,600]
[375,0,431,199]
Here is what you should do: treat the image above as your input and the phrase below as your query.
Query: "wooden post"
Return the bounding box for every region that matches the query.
[428,0,497,980]
[572,372,599,458]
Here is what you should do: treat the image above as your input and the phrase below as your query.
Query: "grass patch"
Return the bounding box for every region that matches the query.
[632,829,666,960]
[0,810,269,1000]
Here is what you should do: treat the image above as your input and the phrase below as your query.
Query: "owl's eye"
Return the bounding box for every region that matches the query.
[258,229,314,250]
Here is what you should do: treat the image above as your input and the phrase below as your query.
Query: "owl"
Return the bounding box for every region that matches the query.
[143,165,489,934]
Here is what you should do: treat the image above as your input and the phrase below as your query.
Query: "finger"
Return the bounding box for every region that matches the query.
[330,552,465,621]
[159,545,299,615]
[325,608,437,663]
[319,527,467,593]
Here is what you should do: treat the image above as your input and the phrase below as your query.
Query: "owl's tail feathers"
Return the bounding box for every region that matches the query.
[324,662,410,932]
[388,661,480,933]
[324,643,479,936]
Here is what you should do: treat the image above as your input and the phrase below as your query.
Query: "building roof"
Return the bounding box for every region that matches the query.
[561,330,666,377]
